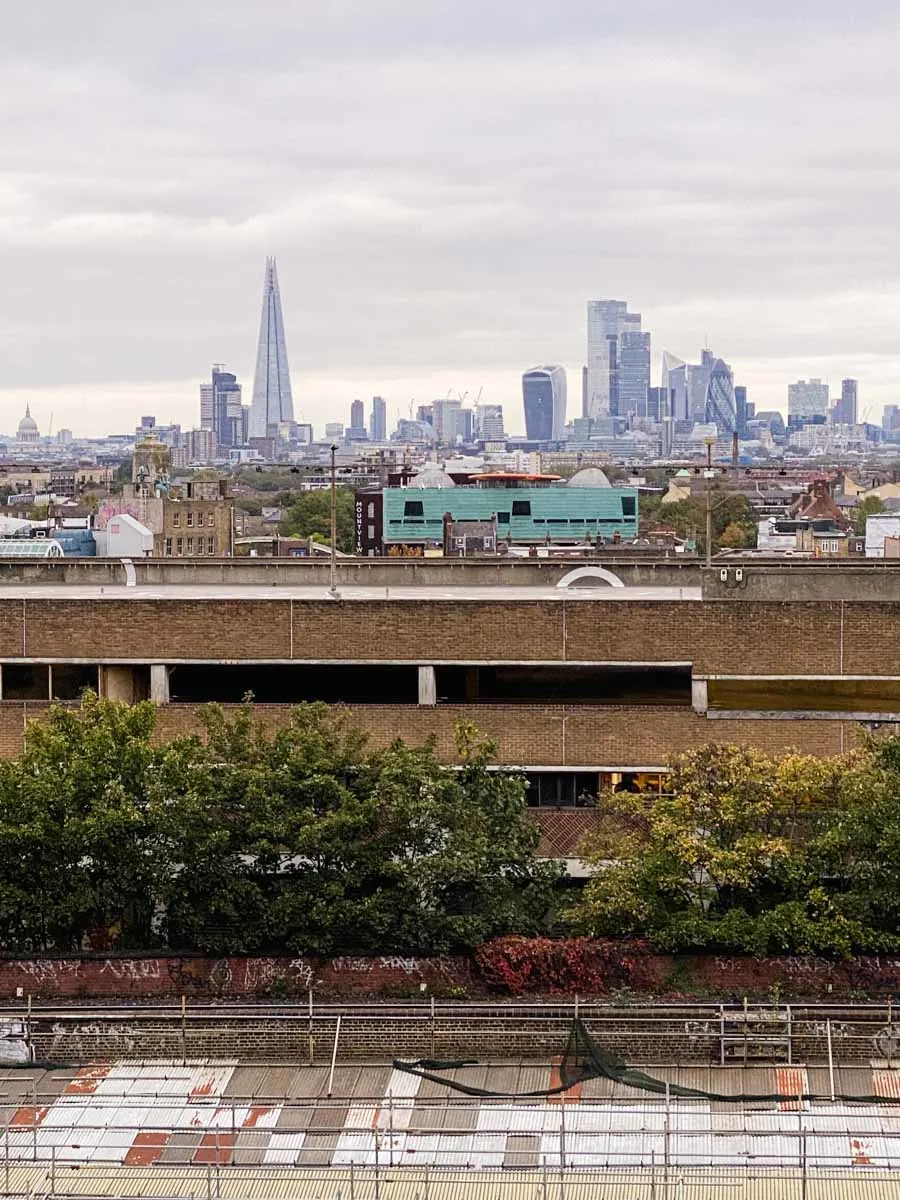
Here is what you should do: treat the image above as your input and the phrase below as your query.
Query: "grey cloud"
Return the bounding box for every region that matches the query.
[1,1,900,432]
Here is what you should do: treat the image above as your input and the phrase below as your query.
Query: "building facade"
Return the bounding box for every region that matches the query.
[523,366,567,442]
[370,396,387,442]
[788,378,830,420]
[586,300,642,419]
[834,379,858,426]
[249,257,294,439]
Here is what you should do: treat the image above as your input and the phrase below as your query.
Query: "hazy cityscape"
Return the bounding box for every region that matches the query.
[6,3,900,1198]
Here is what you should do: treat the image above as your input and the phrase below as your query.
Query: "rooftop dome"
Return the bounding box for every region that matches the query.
[411,465,456,489]
[17,405,39,442]
[567,467,611,488]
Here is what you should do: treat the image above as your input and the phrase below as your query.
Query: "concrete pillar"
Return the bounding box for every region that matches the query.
[418,665,437,707]
[99,665,138,704]
[150,664,170,705]
[692,678,709,714]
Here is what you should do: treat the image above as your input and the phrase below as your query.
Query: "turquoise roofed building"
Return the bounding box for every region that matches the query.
[376,468,638,553]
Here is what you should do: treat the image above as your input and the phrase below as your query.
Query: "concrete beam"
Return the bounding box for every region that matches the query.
[150,665,170,705]
[691,678,709,713]
[418,665,437,707]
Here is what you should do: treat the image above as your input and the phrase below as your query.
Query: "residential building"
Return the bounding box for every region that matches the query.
[523,366,567,441]
[349,399,365,432]
[370,396,387,441]
[586,300,642,419]
[248,257,294,439]
[788,378,830,420]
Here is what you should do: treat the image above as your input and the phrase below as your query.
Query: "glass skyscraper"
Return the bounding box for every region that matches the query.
[586,301,642,419]
[523,365,567,441]
[249,258,294,439]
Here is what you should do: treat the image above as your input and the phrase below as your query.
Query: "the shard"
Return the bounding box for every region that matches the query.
[249,257,294,439]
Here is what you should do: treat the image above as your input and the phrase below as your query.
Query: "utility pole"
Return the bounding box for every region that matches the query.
[329,443,338,596]
[704,437,716,569]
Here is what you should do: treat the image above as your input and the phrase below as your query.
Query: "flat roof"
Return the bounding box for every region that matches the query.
[0,584,702,602]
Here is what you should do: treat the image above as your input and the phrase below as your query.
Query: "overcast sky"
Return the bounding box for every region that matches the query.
[1,0,898,436]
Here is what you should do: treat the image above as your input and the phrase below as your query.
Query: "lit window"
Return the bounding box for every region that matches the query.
[368,502,375,518]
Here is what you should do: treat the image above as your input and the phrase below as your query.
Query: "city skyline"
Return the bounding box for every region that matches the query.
[2,4,900,436]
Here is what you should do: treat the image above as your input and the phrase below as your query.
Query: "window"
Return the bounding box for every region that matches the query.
[368,502,375,518]
[484,537,494,549]
[187,512,194,527]
[621,496,636,518]
[208,512,215,526]
[368,524,375,538]
[164,538,172,556]
[172,512,180,528]
[176,537,183,555]
[511,500,531,516]
[196,540,204,555]
[207,537,215,554]
[197,512,204,527]
[497,512,510,524]
[186,537,194,554]
[404,500,424,517]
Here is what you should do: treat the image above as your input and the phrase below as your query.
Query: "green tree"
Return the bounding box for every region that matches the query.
[162,703,559,955]
[279,489,356,551]
[565,744,888,956]
[853,495,885,535]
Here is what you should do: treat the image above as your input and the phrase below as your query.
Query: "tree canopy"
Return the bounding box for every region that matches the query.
[0,695,559,955]
[279,488,356,551]
[567,741,900,957]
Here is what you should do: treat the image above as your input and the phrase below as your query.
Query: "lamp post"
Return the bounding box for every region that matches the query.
[329,443,338,596]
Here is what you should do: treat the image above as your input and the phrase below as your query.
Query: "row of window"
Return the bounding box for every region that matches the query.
[164,537,217,556]
[171,511,217,528]
[402,498,636,519]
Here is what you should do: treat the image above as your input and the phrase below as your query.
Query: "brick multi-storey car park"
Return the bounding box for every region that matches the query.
[4,557,900,857]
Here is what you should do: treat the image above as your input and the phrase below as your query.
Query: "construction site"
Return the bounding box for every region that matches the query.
[0,1001,899,1198]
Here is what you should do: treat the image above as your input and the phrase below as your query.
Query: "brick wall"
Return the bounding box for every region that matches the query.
[2,596,900,674]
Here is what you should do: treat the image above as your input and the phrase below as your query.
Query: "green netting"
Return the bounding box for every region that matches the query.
[394,1018,900,1104]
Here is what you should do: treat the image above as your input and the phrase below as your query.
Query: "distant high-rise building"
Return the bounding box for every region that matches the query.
[788,378,829,420]
[370,396,387,441]
[618,331,651,418]
[249,257,294,439]
[834,378,858,425]
[416,404,434,426]
[586,300,642,418]
[523,366,567,441]
[350,399,364,430]
[432,399,462,444]
[646,387,670,423]
[735,386,748,437]
[661,351,687,420]
[581,366,588,418]
[201,366,243,448]
[324,422,344,441]
[704,354,737,435]
[884,404,900,433]
[476,404,505,441]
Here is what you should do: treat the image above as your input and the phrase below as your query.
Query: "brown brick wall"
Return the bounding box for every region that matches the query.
[5,596,900,674]
[0,702,858,766]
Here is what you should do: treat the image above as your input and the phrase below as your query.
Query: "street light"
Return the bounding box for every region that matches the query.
[329,443,338,597]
